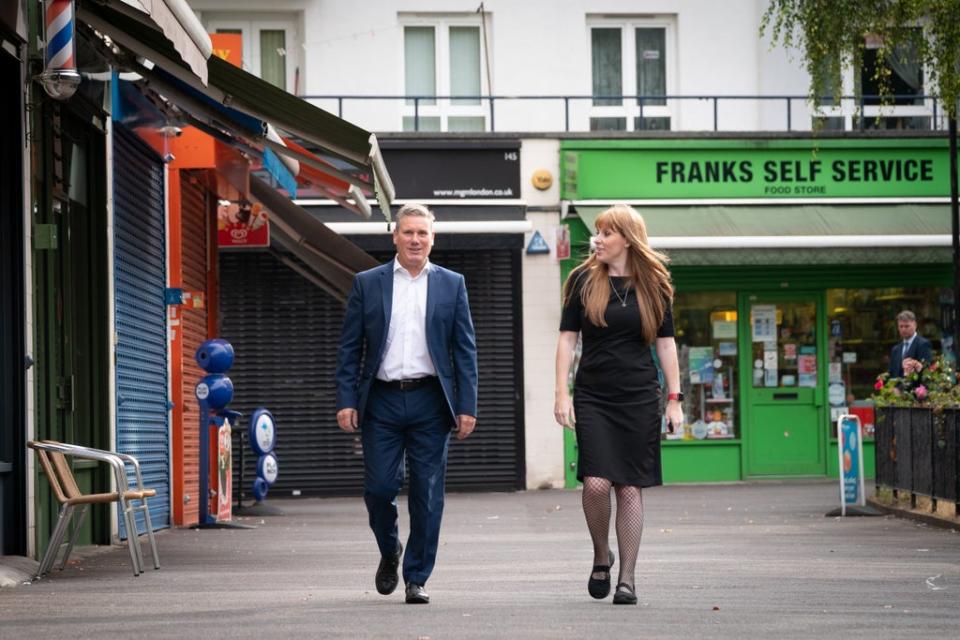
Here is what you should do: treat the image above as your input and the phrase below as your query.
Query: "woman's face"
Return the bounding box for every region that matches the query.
[593,225,629,265]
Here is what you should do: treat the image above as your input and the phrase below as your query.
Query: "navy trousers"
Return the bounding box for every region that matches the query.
[361,379,452,586]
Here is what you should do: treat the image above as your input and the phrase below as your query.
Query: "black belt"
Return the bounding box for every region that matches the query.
[375,376,438,391]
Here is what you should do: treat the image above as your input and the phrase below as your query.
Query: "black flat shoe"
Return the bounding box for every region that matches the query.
[405,582,430,604]
[587,550,615,599]
[375,542,403,595]
[613,582,637,605]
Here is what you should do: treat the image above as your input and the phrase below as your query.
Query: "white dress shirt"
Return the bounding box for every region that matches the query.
[377,257,437,381]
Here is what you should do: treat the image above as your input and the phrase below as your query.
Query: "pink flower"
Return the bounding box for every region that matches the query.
[915,385,928,399]
[893,387,902,396]
[874,379,884,390]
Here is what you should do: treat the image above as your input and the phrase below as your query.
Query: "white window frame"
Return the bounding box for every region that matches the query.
[203,13,301,94]
[399,15,490,132]
[813,29,937,131]
[585,16,677,131]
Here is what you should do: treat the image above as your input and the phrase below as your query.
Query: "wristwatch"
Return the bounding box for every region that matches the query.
[667,392,684,402]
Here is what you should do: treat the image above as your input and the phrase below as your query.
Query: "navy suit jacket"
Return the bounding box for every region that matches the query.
[335,260,478,426]
[888,334,933,377]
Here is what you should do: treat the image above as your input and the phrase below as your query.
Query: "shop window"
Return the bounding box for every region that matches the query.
[825,286,952,440]
[204,14,300,93]
[588,19,674,132]
[671,292,739,441]
[402,20,489,132]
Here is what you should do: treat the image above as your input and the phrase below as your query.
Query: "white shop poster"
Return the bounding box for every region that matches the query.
[752,305,777,342]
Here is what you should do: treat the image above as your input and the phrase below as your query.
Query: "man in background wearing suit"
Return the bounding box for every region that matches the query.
[888,309,933,378]
[335,203,478,605]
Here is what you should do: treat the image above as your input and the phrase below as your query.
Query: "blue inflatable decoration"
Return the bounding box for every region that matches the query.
[195,338,235,374]
[196,373,233,411]
[252,477,269,502]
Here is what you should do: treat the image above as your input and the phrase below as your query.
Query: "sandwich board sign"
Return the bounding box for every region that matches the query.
[837,414,865,516]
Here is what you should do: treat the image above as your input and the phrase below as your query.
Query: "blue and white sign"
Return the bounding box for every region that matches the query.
[248,406,278,503]
[837,414,866,515]
[248,408,276,456]
[258,453,279,485]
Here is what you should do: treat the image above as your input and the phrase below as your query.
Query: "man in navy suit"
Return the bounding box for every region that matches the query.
[888,309,933,378]
[335,203,478,604]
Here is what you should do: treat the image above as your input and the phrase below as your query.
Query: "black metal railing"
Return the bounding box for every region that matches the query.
[875,407,959,508]
[299,93,946,133]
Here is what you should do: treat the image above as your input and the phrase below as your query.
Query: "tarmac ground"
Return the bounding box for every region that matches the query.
[1,481,959,639]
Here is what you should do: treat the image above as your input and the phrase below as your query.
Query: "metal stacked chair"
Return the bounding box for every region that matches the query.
[27,440,160,579]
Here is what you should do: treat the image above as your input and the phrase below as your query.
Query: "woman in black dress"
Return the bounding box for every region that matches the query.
[554,205,682,605]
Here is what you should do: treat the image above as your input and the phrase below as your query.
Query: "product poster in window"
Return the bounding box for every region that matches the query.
[218,201,270,249]
[797,352,817,388]
[752,305,777,342]
[688,347,714,384]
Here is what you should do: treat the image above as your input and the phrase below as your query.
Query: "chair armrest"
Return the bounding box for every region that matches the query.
[112,452,148,491]
[33,441,132,495]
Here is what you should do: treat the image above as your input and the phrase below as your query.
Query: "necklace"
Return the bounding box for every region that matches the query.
[609,277,630,307]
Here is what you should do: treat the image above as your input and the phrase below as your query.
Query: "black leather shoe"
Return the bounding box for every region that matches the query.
[405,582,430,604]
[375,542,402,595]
[588,550,615,599]
[613,582,637,605]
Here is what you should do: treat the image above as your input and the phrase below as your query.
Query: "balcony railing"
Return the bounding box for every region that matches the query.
[299,93,949,133]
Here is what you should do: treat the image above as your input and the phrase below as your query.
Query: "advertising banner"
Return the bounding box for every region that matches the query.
[837,414,865,516]
[217,420,233,522]
[218,201,270,249]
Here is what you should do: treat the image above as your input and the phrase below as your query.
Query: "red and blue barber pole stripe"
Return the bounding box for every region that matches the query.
[40,0,81,99]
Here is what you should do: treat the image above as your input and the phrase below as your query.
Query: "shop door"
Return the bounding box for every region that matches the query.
[179,173,211,525]
[0,46,25,555]
[35,104,110,551]
[741,293,825,477]
[113,124,170,534]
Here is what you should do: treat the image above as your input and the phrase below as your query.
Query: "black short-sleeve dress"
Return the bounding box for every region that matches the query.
[560,274,674,487]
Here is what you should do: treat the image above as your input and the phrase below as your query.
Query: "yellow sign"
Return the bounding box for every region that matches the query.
[531,169,553,190]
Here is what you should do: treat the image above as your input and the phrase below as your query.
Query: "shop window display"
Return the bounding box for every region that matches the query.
[826,287,952,439]
[670,292,739,440]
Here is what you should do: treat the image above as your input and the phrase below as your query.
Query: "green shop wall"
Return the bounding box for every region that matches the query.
[559,216,592,488]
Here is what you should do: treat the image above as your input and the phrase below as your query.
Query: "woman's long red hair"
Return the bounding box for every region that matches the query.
[563,205,673,343]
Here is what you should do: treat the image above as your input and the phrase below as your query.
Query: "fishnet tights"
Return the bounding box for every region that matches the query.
[582,476,644,589]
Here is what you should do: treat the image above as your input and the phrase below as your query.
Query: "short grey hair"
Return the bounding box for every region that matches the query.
[897,310,917,322]
[395,203,435,226]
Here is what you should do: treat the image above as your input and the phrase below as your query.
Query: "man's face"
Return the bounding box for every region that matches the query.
[898,319,917,340]
[393,215,434,272]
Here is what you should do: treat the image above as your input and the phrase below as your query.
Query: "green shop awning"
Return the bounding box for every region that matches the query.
[571,204,951,266]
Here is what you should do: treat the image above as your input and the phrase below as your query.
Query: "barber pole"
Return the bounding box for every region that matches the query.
[39,0,81,100]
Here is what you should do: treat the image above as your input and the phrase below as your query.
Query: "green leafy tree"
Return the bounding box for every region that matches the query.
[761,0,960,120]
[764,0,960,372]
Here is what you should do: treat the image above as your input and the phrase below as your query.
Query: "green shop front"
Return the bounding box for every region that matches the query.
[560,137,955,485]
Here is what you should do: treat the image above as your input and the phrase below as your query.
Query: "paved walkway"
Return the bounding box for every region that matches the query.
[1,481,958,639]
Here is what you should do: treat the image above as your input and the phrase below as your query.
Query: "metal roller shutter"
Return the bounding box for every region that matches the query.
[180,172,210,523]
[113,124,169,534]
[220,246,524,495]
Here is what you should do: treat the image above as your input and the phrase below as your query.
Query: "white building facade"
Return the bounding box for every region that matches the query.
[189,0,949,491]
